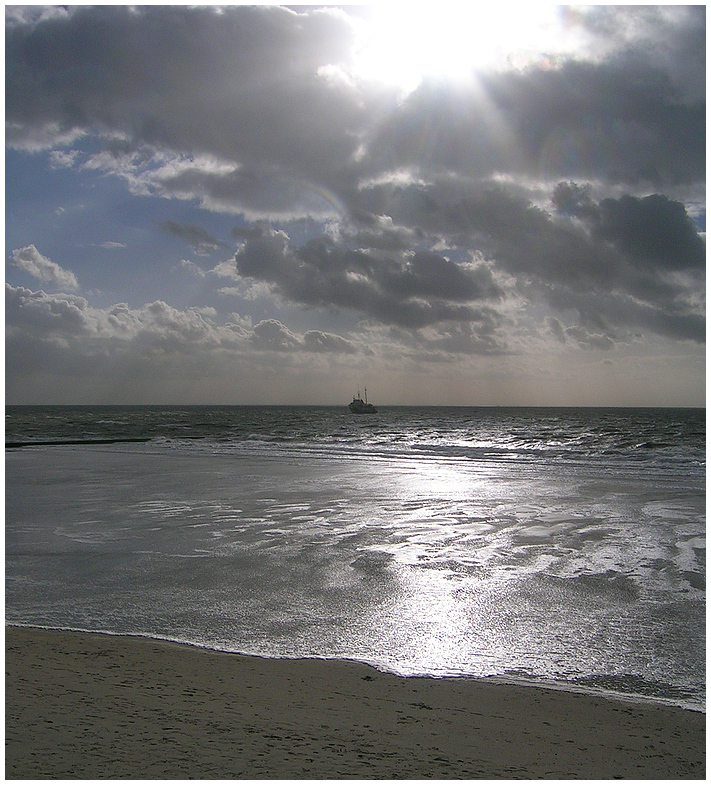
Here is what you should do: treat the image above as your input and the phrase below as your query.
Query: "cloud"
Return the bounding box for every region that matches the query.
[250,318,357,354]
[478,58,703,186]
[7,6,702,267]
[49,149,79,168]
[576,5,706,102]
[11,245,79,290]
[354,177,705,344]
[5,284,239,352]
[232,227,504,331]
[160,220,227,255]
[594,193,705,271]
[553,186,707,277]
[355,46,703,195]
[143,159,348,221]
[5,284,251,399]
[399,319,510,359]
[4,5,705,404]
[6,285,90,338]
[5,6,365,185]
[335,214,419,251]
[6,284,359,367]
[177,259,207,279]
[547,317,616,351]
[303,329,358,354]
[96,241,127,250]
[251,319,302,352]
[211,173,704,348]
[6,6,703,198]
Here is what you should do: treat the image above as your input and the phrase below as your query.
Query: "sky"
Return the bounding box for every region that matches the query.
[5,4,706,406]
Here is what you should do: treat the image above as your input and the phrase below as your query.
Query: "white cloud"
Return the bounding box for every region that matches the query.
[250,319,359,354]
[11,245,79,290]
[96,241,127,250]
[49,149,79,168]
[177,259,206,279]
[6,284,360,361]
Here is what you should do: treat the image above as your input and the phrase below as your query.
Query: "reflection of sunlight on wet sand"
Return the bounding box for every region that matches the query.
[352,453,681,680]
[370,567,478,676]
[363,457,511,572]
[353,456,525,676]
[393,456,492,501]
[368,559,547,679]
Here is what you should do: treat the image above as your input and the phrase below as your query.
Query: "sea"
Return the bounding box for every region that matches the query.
[5,405,706,711]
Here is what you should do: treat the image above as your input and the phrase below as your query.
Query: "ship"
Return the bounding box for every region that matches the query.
[348,388,378,414]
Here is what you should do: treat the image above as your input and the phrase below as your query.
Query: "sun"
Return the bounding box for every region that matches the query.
[351,4,576,94]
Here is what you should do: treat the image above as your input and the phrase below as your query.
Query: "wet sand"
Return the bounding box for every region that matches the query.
[6,625,705,779]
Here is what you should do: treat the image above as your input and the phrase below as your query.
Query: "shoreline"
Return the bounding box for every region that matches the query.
[6,625,705,779]
[6,622,704,714]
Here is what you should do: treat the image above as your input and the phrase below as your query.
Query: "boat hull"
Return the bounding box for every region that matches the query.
[348,401,378,414]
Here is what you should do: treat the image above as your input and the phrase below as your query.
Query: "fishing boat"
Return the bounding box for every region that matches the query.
[348,388,378,414]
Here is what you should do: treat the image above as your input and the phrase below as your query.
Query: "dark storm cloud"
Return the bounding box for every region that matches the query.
[232,228,503,331]
[596,194,705,270]
[481,59,703,186]
[356,177,704,343]
[552,185,704,283]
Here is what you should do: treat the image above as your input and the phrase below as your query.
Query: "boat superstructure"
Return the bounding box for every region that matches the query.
[348,388,378,413]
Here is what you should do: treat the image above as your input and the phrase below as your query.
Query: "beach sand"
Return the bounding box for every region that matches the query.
[6,626,705,779]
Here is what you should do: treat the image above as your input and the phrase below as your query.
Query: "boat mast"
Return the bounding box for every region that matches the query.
[364,387,368,404]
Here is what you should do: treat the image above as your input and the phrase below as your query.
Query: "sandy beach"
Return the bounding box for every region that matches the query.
[6,625,705,779]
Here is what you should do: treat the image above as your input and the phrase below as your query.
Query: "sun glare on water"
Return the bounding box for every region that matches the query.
[352,4,578,93]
